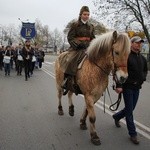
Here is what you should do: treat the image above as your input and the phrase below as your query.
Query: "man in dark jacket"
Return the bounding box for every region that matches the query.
[62,6,95,94]
[0,46,4,70]
[112,36,148,145]
[16,43,23,75]
[22,40,34,81]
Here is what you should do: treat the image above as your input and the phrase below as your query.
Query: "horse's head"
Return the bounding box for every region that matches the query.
[111,31,131,84]
[87,31,130,84]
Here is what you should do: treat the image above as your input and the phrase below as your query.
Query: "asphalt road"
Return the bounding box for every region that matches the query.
[0,54,149,150]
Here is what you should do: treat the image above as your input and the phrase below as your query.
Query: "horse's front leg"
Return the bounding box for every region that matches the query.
[86,96,101,145]
[80,106,88,130]
[68,91,74,116]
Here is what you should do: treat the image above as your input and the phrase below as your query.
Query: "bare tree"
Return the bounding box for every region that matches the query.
[34,19,64,51]
[93,0,150,43]
[50,28,63,51]
[64,17,108,35]
[0,24,19,46]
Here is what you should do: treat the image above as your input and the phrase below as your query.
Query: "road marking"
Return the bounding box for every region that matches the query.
[42,64,150,140]
[44,61,55,65]
[42,68,55,78]
[97,100,150,133]
[95,102,150,140]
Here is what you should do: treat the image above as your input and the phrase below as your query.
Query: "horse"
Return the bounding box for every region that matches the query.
[54,31,131,145]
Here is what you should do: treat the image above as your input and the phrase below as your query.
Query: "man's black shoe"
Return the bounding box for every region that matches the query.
[112,115,121,128]
[130,136,140,145]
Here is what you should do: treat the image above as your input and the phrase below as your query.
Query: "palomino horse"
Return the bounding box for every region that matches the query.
[55,31,130,145]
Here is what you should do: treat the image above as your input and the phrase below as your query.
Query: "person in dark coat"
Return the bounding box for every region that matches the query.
[3,46,12,76]
[0,46,4,70]
[10,46,15,69]
[112,36,148,145]
[62,6,95,92]
[22,40,34,81]
[37,48,45,68]
[16,43,23,75]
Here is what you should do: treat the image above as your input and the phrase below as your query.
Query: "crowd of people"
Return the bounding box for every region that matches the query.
[0,40,45,81]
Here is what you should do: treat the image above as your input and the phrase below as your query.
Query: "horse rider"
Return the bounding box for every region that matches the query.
[62,6,95,94]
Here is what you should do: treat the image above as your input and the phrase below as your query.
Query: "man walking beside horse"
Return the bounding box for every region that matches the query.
[113,36,148,145]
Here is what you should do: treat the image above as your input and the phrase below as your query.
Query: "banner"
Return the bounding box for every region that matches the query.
[20,22,36,39]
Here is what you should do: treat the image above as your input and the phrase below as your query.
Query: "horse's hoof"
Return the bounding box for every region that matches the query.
[91,138,101,145]
[58,110,64,115]
[80,124,87,130]
[69,111,74,116]
[58,106,64,115]
[91,133,101,145]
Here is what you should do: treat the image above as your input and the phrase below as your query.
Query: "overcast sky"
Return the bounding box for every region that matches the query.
[0,0,95,31]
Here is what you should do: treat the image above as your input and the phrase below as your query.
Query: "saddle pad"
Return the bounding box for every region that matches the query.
[78,55,87,69]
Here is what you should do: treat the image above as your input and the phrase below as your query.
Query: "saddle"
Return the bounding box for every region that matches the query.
[61,55,87,96]
[62,76,82,95]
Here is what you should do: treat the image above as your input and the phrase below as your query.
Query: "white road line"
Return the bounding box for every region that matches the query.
[42,65,150,140]
[97,100,150,133]
[95,103,150,140]
[42,68,55,78]
[44,61,55,65]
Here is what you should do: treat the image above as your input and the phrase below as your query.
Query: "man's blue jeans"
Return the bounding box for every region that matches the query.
[113,88,139,137]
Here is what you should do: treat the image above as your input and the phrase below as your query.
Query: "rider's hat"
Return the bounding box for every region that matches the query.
[79,6,90,15]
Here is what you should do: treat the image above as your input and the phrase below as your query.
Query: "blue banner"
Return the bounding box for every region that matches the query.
[20,22,36,39]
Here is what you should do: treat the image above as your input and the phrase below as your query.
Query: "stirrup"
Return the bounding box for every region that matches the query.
[73,84,79,95]
[63,89,69,95]
[61,78,68,89]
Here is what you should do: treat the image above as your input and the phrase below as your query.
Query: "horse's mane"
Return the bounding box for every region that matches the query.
[87,31,130,62]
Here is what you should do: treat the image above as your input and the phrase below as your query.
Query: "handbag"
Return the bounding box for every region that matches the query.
[32,56,36,62]
[17,49,23,61]
[18,54,23,61]
[3,56,11,64]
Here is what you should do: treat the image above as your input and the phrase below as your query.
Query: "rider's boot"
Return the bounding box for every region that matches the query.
[61,74,72,95]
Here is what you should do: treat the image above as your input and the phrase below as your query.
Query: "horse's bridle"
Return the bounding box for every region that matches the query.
[92,40,127,84]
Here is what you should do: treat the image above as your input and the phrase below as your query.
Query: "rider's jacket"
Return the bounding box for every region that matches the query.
[67,20,95,50]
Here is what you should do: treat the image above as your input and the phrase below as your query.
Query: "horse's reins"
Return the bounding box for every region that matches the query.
[92,61,110,76]
[109,91,122,111]
[93,58,123,112]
